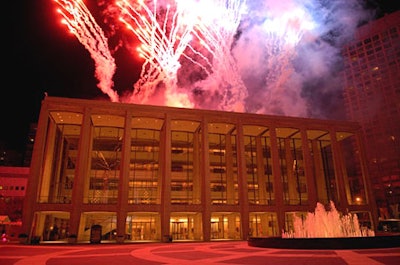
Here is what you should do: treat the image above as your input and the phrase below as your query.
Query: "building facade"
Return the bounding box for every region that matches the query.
[0,167,28,199]
[0,166,28,240]
[341,11,400,219]
[22,96,377,243]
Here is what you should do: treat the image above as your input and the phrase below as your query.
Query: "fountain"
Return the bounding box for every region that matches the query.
[248,201,400,249]
[282,201,375,238]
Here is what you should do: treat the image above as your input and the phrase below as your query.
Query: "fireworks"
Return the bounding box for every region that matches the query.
[54,0,119,102]
[186,0,248,112]
[117,0,196,107]
[54,0,249,109]
[53,0,370,117]
[256,3,316,115]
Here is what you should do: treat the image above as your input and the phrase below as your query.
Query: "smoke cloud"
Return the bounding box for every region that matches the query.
[58,0,377,120]
[211,0,375,118]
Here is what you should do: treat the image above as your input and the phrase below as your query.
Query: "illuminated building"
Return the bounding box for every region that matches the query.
[0,166,28,239]
[22,96,377,243]
[341,11,400,219]
[0,167,28,198]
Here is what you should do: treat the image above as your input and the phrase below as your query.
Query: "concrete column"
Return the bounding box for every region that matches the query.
[329,129,348,209]
[256,135,267,204]
[160,113,171,241]
[201,117,211,241]
[236,123,249,238]
[269,126,284,232]
[225,133,235,204]
[193,130,201,204]
[300,128,317,205]
[69,107,92,238]
[116,110,132,243]
[22,100,50,235]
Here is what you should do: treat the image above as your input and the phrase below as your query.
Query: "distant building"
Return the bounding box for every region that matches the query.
[23,123,37,167]
[0,166,28,239]
[22,96,377,243]
[341,10,400,219]
[0,122,36,168]
[0,166,28,199]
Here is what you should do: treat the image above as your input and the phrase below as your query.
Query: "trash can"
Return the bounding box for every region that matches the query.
[90,225,102,244]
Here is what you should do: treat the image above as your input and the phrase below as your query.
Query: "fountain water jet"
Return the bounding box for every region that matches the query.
[282,201,375,238]
[248,201,400,249]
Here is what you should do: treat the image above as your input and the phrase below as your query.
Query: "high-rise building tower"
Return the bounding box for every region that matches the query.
[342,11,400,219]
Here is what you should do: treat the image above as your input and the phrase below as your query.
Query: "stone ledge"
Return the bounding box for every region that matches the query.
[248,236,400,249]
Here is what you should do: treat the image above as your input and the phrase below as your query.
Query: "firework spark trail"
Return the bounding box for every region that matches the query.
[53,0,374,119]
[117,0,167,105]
[117,0,170,104]
[117,0,196,108]
[54,0,119,102]
[183,0,248,112]
[264,6,315,116]
[239,1,316,116]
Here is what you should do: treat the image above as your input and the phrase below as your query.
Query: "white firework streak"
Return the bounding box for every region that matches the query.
[258,5,315,116]
[187,0,248,112]
[117,0,196,108]
[55,0,119,102]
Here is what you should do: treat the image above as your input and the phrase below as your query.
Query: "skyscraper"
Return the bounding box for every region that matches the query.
[342,11,400,219]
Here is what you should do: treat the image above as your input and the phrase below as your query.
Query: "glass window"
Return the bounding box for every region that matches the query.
[128,117,163,205]
[210,212,241,239]
[86,115,124,204]
[81,212,116,241]
[171,120,201,204]
[39,212,70,241]
[38,111,82,204]
[249,212,278,237]
[243,125,274,205]
[337,132,367,205]
[170,212,202,241]
[307,130,338,204]
[276,127,308,205]
[126,212,160,241]
[208,123,238,205]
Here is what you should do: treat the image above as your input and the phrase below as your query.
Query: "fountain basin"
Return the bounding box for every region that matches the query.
[248,236,400,249]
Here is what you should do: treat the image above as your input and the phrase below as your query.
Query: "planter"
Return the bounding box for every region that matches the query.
[18,237,28,244]
[116,235,125,244]
[68,235,77,244]
[18,234,28,244]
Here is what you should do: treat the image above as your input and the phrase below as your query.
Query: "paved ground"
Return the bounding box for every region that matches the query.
[0,241,399,265]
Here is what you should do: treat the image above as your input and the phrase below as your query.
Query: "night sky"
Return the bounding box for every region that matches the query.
[3,0,399,152]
